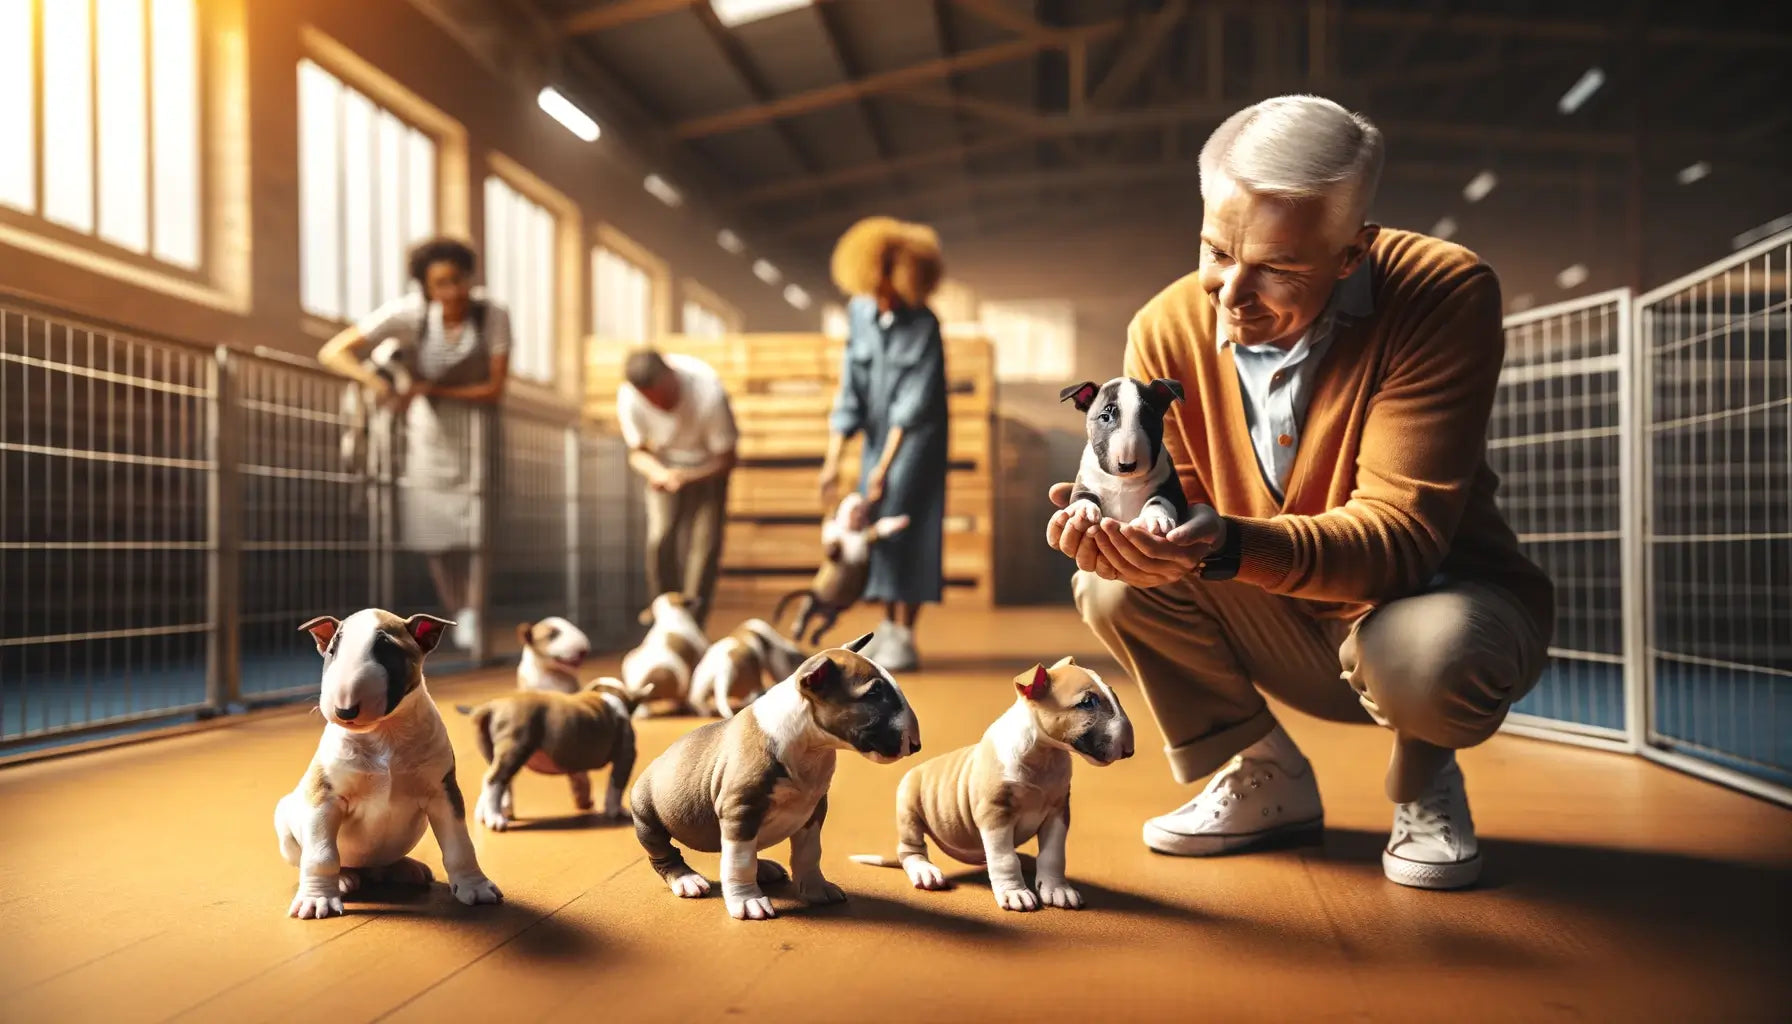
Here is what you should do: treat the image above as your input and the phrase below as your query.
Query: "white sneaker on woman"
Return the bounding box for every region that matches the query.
[876,624,919,672]
[1142,725,1324,856]
[1382,754,1480,890]
[452,607,477,651]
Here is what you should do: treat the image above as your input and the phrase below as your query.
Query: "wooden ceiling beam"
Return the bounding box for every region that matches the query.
[1090,0,1189,109]
[561,0,702,37]
[1344,8,1792,50]
[689,2,823,172]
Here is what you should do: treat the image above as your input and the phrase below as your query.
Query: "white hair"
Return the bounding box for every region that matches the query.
[1198,95,1385,247]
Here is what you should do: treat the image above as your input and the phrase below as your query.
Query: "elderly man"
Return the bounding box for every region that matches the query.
[1049,95,1554,890]
[619,348,739,628]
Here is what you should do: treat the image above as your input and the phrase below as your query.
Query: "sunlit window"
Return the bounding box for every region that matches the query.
[298,59,438,323]
[682,299,728,339]
[1,0,201,268]
[980,300,1077,383]
[593,245,656,346]
[484,175,557,383]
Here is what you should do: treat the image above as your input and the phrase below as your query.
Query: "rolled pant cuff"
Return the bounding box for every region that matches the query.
[1163,707,1278,784]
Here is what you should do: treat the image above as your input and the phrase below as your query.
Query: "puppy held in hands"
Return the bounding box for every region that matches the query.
[630,633,921,921]
[273,610,501,919]
[850,657,1133,912]
[1060,377,1189,536]
[773,492,909,646]
[461,676,650,830]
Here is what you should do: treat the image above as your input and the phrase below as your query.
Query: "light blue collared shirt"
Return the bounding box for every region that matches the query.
[1218,259,1374,501]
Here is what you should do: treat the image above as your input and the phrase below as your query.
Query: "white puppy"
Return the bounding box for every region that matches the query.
[515,616,592,694]
[621,593,709,717]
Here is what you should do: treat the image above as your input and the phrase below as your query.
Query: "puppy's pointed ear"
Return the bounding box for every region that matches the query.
[1015,664,1050,701]
[517,622,534,646]
[1145,378,1185,413]
[299,616,340,656]
[845,632,876,654]
[797,654,841,696]
[1059,381,1100,412]
[405,614,455,655]
[637,606,655,626]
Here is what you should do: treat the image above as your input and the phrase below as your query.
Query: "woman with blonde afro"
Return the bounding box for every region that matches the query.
[818,217,949,670]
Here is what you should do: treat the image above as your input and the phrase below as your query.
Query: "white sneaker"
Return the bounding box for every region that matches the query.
[857,621,898,664]
[1142,725,1324,856]
[452,607,477,651]
[877,624,919,672]
[1383,754,1480,890]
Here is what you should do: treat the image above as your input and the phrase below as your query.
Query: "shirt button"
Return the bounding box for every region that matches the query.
[1277,433,1293,447]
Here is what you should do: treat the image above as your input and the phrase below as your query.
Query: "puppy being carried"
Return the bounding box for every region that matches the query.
[688,617,807,719]
[460,676,652,831]
[273,609,501,919]
[630,633,921,921]
[851,657,1132,912]
[772,492,909,645]
[1059,377,1189,535]
[621,593,709,717]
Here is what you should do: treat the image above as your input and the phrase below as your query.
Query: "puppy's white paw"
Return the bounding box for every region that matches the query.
[1037,881,1085,910]
[797,879,847,906]
[903,858,947,891]
[668,872,711,899]
[449,875,503,906]
[995,887,1040,912]
[1133,509,1177,536]
[1067,499,1101,524]
[476,804,511,832]
[289,894,345,920]
[727,894,778,921]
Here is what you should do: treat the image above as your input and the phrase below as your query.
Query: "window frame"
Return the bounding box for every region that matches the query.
[484,151,582,407]
[679,278,741,338]
[589,222,671,349]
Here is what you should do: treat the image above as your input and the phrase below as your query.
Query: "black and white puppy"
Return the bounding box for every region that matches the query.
[1059,377,1189,535]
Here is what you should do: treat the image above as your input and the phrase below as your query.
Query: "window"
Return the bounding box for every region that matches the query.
[1,0,201,269]
[980,300,1076,382]
[682,300,728,339]
[592,245,656,345]
[483,175,557,383]
[298,59,437,323]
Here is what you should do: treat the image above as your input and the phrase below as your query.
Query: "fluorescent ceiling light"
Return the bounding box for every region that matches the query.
[753,259,781,285]
[643,174,682,207]
[717,229,745,254]
[1509,293,1534,313]
[783,284,811,310]
[1555,264,1589,290]
[1432,216,1458,241]
[710,0,812,28]
[1732,212,1792,251]
[1676,161,1711,185]
[1463,171,1497,203]
[536,87,600,142]
[1557,67,1605,115]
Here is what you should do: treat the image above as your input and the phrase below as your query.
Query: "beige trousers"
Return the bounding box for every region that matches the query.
[1073,571,1550,802]
[644,472,730,629]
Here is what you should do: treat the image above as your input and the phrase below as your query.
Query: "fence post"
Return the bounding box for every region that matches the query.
[565,427,582,627]
[206,346,242,712]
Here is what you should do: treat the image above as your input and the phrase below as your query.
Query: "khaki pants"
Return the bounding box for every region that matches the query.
[1073,571,1550,802]
[644,473,730,628]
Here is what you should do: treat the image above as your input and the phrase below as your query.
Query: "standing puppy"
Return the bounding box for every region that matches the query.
[772,492,910,645]
[1060,377,1189,535]
[273,609,502,919]
[463,677,649,830]
[621,593,708,717]
[515,616,592,694]
[688,617,808,718]
[851,657,1133,911]
[630,633,922,921]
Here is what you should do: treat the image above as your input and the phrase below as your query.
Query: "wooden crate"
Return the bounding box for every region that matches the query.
[586,332,995,606]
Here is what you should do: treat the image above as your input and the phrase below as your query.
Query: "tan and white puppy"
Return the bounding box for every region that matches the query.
[461,676,649,830]
[851,657,1133,912]
[631,633,922,921]
[688,617,808,719]
[273,609,502,920]
[621,593,708,717]
[515,616,592,694]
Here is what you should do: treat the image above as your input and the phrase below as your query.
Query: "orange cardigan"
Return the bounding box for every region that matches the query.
[1126,228,1554,629]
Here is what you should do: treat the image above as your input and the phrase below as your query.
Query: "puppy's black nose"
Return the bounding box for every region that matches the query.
[1118,460,1138,474]
[335,703,361,722]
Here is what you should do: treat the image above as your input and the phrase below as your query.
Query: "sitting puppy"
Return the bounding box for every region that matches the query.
[515,616,592,694]
[689,617,808,719]
[461,676,651,830]
[850,657,1133,912]
[630,633,922,921]
[273,609,502,919]
[772,492,909,645]
[621,593,709,717]
[1059,377,1189,535]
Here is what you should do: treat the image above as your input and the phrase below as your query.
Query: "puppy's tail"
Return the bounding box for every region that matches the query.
[847,854,903,869]
[770,588,808,632]
[469,704,495,764]
[591,676,654,717]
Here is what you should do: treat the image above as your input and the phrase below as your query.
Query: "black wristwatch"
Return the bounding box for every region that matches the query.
[1196,518,1242,581]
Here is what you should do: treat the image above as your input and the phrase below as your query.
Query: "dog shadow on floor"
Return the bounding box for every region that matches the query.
[502,812,632,833]
[769,884,1027,943]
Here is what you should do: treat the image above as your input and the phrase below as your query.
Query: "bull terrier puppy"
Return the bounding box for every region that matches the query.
[630,633,922,921]
[274,609,501,920]
[688,617,808,719]
[515,616,592,694]
[461,677,650,830]
[772,492,909,646]
[1060,377,1189,535]
[850,657,1133,912]
[621,593,708,718]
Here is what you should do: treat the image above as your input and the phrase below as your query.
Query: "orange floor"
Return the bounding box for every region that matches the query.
[1,605,1788,1023]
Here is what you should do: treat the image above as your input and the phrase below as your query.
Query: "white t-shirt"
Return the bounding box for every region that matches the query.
[616,353,738,467]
